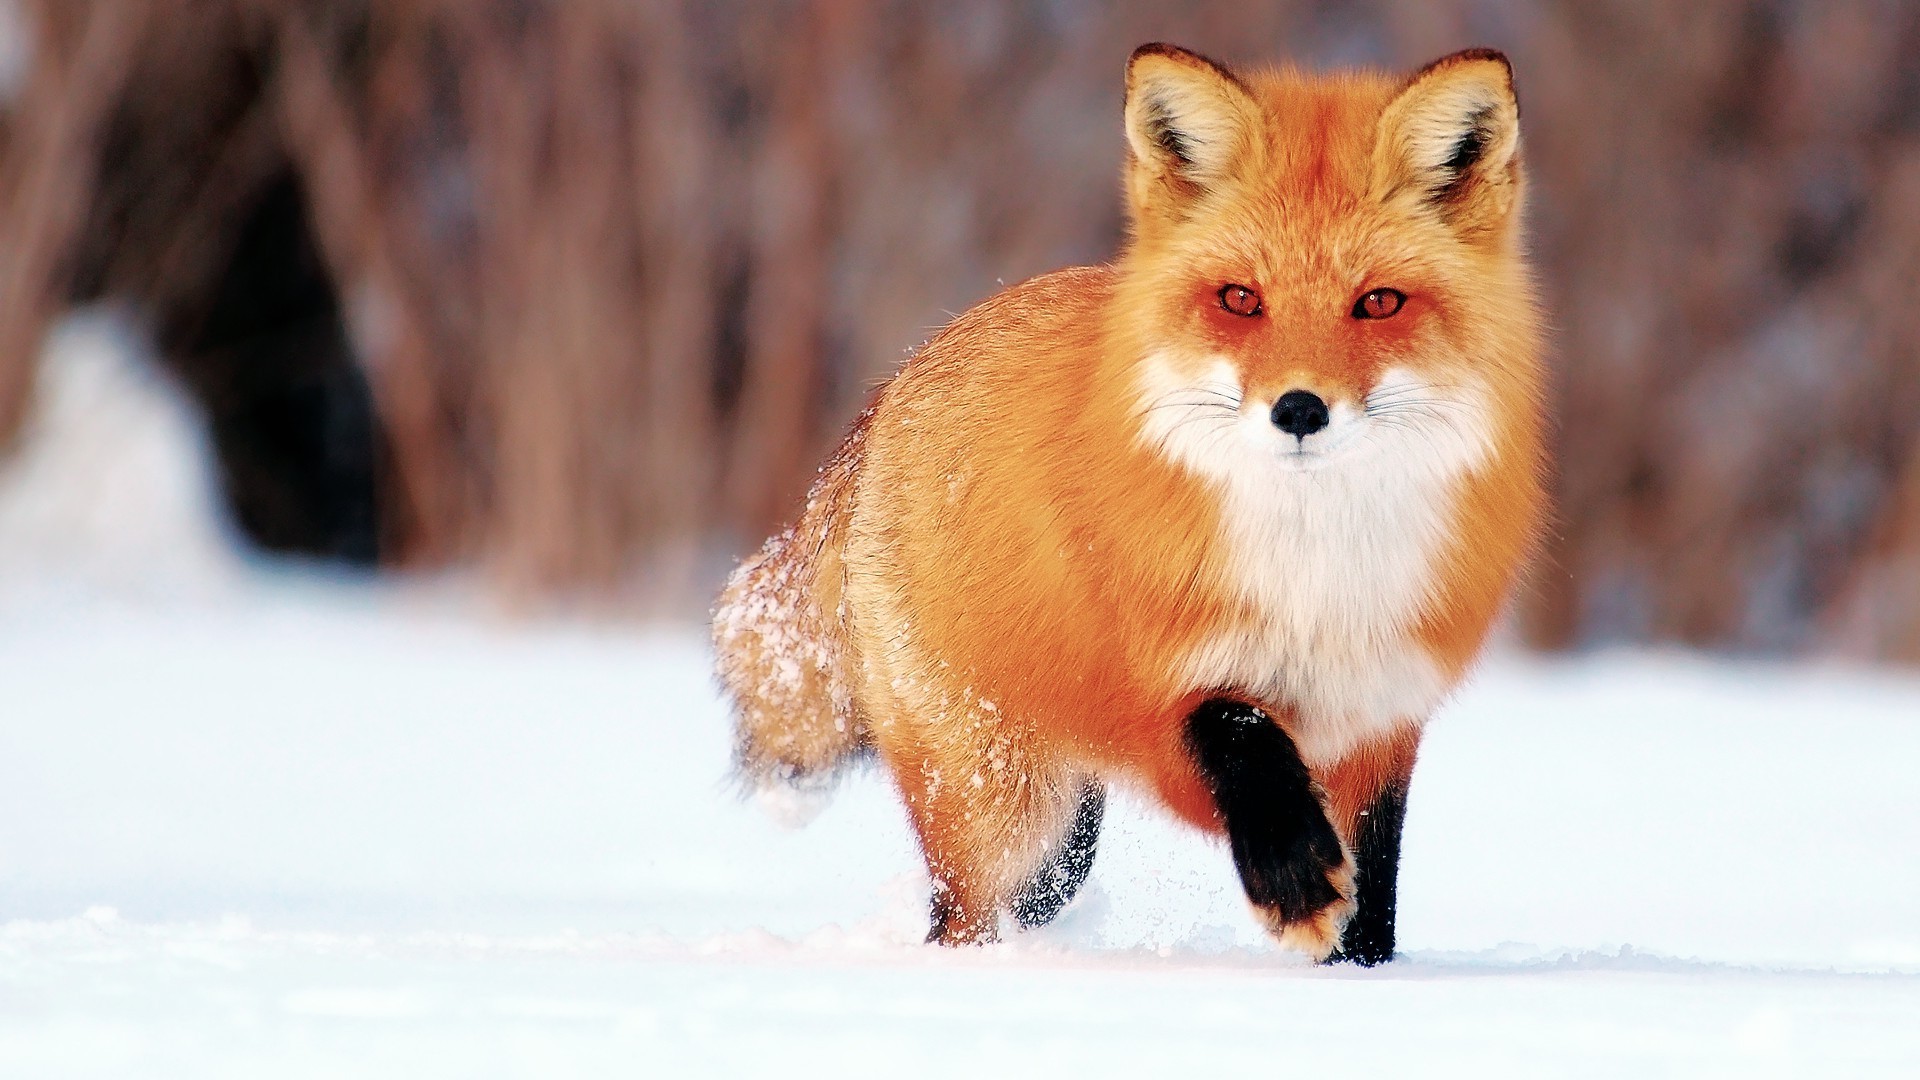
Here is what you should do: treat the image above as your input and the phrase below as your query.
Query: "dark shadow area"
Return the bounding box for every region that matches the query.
[154,172,381,565]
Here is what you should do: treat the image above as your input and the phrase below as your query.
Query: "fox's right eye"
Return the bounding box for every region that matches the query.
[1219,284,1262,317]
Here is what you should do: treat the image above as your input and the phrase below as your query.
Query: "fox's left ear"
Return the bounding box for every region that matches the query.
[1372,49,1521,238]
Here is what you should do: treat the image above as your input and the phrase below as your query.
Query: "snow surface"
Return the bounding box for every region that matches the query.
[4,314,1920,1076]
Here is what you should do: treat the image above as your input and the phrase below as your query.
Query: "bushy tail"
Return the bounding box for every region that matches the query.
[711,409,872,796]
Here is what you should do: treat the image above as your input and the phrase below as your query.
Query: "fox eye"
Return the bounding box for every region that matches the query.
[1352,288,1406,320]
[1219,284,1262,317]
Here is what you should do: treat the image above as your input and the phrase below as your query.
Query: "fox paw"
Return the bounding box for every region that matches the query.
[1184,698,1358,962]
[927,889,1000,947]
[1250,854,1355,961]
[1237,816,1356,962]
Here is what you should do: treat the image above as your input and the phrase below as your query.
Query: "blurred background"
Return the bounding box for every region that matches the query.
[2,0,1917,659]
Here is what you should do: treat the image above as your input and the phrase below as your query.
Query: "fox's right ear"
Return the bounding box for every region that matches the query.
[1124,44,1260,213]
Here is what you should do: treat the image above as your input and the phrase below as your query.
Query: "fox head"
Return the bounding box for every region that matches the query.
[1113,44,1542,486]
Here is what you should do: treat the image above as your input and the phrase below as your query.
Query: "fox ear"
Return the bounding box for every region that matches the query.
[1124,44,1260,203]
[1373,49,1521,236]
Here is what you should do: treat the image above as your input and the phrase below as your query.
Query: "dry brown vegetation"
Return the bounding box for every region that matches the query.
[1,0,1917,656]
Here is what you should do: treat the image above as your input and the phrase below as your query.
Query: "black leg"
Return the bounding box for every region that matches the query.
[926,884,957,944]
[1185,700,1350,942]
[1008,781,1106,929]
[924,877,994,944]
[1329,782,1409,966]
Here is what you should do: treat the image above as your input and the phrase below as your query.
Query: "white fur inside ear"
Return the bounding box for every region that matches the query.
[1125,66,1249,185]
[1375,56,1521,212]
[1402,81,1510,179]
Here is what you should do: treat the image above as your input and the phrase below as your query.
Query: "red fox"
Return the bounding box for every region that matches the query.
[713,43,1545,964]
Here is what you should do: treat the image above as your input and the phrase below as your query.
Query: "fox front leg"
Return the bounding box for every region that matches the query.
[1184,699,1355,959]
[1314,726,1422,966]
[1329,780,1409,965]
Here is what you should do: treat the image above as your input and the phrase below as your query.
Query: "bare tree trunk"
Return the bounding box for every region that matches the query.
[0,1,149,442]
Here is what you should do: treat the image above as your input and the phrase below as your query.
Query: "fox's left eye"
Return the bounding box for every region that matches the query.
[1219,284,1262,317]
[1352,288,1406,320]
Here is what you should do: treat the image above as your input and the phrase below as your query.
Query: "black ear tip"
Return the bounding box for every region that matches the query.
[1414,46,1513,85]
[1454,46,1512,71]
[1131,42,1196,66]
[1127,41,1243,88]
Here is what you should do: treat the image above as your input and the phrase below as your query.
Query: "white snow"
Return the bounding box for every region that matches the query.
[0,309,249,602]
[4,314,1920,1075]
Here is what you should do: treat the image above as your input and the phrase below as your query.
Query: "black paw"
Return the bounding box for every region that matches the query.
[1186,699,1355,960]
[1234,801,1352,920]
[927,885,997,946]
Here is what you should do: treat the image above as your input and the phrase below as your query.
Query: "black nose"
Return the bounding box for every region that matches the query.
[1271,390,1329,437]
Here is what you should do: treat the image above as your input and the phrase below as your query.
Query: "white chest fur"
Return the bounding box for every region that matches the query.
[1135,357,1496,766]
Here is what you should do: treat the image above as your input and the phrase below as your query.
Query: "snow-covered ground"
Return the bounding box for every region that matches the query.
[4,316,1920,1076]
